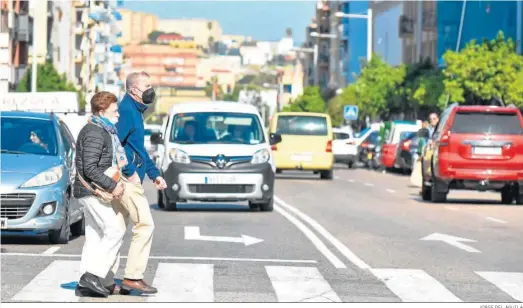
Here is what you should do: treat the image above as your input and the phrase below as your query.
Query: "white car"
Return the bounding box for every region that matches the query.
[144,124,162,162]
[332,128,358,168]
[151,101,282,212]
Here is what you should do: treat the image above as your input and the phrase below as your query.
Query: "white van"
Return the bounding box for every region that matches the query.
[151,101,282,212]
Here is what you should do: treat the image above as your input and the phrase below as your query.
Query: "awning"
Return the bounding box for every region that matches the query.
[112,11,122,21]
[110,45,122,53]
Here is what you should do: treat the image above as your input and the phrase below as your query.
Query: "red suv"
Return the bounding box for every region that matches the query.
[421,104,523,204]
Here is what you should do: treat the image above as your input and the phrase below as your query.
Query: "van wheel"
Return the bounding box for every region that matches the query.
[259,199,274,212]
[157,190,165,209]
[501,186,515,204]
[347,162,354,169]
[320,170,333,180]
[165,202,178,211]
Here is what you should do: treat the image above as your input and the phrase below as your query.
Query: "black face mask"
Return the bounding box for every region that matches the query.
[141,88,156,105]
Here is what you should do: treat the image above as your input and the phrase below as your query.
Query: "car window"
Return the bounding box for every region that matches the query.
[170,112,265,145]
[451,112,523,135]
[1,117,58,156]
[276,115,328,136]
[58,122,73,154]
[334,132,351,140]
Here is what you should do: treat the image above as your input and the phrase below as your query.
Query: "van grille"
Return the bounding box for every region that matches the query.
[187,184,255,194]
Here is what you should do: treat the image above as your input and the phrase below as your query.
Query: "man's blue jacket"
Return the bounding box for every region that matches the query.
[116,93,161,183]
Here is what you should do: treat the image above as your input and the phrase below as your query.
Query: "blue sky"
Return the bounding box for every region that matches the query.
[122,1,315,44]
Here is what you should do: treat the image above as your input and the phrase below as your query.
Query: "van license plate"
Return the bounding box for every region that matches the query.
[473,147,502,155]
[204,175,237,184]
[291,155,312,162]
[0,218,7,229]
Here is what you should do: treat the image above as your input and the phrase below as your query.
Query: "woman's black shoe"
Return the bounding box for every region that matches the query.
[75,273,110,298]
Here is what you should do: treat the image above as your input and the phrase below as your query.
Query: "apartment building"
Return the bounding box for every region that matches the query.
[371,0,522,67]
[0,0,30,93]
[157,19,223,51]
[117,8,157,45]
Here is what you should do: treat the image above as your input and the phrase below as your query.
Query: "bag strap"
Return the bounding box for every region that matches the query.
[76,173,97,194]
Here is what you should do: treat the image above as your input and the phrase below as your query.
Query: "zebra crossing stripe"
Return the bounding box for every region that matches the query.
[148,263,214,302]
[370,268,462,302]
[475,271,523,302]
[265,266,342,302]
[11,260,81,302]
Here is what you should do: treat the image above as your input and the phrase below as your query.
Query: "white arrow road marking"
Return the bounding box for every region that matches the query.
[184,226,264,246]
[420,233,480,253]
[485,216,507,224]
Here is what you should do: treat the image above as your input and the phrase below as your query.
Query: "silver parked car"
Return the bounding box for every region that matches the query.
[0,111,84,244]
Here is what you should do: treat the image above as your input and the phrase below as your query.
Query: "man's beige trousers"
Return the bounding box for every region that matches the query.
[112,176,155,280]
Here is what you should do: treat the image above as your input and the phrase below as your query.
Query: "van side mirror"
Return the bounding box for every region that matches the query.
[150,132,164,145]
[269,133,282,145]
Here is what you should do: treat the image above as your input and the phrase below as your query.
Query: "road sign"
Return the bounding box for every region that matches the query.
[344,105,358,121]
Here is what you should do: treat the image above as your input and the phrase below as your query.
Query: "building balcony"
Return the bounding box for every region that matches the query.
[74,50,83,63]
[74,22,84,35]
[14,14,30,42]
[11,65,28,85]
[73,0,88,8]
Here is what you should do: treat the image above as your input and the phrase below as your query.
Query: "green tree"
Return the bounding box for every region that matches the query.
[353,55,406,118]
[442,31,523,106]
[282,86,326,113]
[17,61,86,110]
[398,59,446,117]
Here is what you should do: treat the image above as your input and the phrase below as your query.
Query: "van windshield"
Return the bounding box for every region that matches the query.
[451,112,523,135]
[276,115,328,136]
[170,112,265,145]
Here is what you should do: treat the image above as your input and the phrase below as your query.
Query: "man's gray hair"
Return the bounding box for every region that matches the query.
[125,71,150,90]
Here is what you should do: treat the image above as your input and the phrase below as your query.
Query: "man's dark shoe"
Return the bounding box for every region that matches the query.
[121,279,157,294]
[106,284,121,295]
[75,273,110,298]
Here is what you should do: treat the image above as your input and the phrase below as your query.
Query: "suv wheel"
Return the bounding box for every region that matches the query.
[501,186,515,204]
[430,175,447,203]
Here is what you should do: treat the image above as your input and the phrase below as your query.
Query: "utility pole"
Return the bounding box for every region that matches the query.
[30,0,39,93]
[416,0,423,62]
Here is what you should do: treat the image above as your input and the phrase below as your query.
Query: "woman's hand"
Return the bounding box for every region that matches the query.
[112,182,125,199]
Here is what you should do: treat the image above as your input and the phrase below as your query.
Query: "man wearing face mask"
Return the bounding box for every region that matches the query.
[113,72,167,294]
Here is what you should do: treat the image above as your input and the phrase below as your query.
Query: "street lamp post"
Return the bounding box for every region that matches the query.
[291,46,318,86]
[29,0,40,93]
[335,8,373,62]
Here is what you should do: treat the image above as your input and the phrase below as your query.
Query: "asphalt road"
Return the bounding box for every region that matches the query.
[2,166,523,303]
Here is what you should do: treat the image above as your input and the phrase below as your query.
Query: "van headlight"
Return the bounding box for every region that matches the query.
[21,166,63,188]
[251,149,270,164]
[169,149,191,164]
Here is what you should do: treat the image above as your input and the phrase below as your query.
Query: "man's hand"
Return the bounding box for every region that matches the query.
[128,172,141,185]
[112,182,125,199]
[154,176,167,190]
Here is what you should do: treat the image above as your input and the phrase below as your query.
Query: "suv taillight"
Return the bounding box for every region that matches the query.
[401,140,412,151]
[440,130,450,147]
[271,144,277,151]
[326,140,332,152]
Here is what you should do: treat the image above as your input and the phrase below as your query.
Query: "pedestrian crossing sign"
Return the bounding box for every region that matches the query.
[344,105,358,121]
